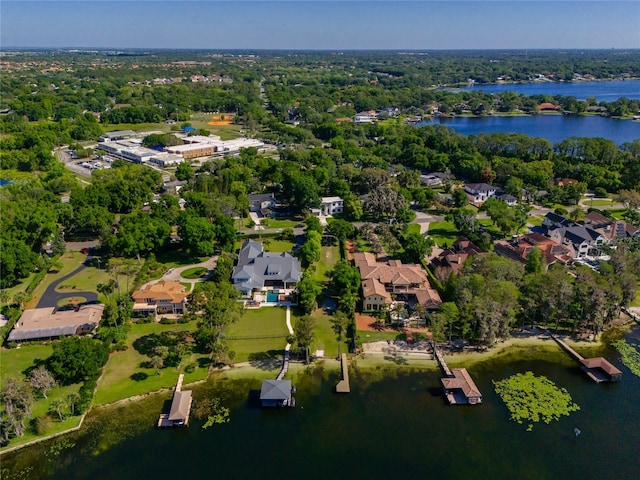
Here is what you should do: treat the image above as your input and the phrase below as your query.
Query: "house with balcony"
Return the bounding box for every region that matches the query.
[232,239,302,301]
[463,183,498,206]
[131,281,188,318]
[319,196,344,216]
[353,252,441,312]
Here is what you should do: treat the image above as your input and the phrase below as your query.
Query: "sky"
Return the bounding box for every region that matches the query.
[1,1,639,50]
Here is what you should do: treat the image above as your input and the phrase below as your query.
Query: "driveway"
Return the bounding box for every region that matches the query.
[37,255,98,308]
[143,256,218,291]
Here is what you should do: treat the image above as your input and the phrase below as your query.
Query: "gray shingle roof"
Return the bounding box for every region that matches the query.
[260,380,292,401]
[232,239,302,292]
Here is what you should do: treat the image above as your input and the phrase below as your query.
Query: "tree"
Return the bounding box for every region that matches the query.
[326,219,355,243]
[295,315,316,363]
[402,231,434,263]
[524,247,545,275]
[47,337,109,385]
[49,399,67,421]
[330,311,350,356]
[67,393,81,416]
[27,366,57,399]
[363,185,407,221]
[296,271,322,314]
[1,378,33,439]
[178,212,217,257]
[150,356,164,375]
[304,215,323,234]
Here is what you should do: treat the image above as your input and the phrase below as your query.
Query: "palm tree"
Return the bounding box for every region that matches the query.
[49,399,67,421]
[331,312,350,356]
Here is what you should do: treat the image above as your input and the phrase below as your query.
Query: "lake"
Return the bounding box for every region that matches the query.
[3,327,639,480]
[459,80,640,101]
[417,115,640,145]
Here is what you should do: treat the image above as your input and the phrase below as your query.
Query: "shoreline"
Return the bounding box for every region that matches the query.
[0,327,629,455]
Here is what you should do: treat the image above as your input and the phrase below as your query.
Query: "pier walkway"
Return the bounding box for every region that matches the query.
[431,341,452,377]
[549,332,622,383]
[335,353,351,393]
[276,306,293,381]
[158,374,192,427]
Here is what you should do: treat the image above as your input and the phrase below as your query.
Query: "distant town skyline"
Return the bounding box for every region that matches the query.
[2,1,639,50]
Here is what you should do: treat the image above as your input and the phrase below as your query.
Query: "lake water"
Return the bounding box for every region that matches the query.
[459,80,640,101]
[417,115,640,145]
[3,327,639,480]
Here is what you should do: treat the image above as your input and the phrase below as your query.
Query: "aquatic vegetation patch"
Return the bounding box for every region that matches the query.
[612,340,640,377]
[193,397,230,429]
[493,371,580,431]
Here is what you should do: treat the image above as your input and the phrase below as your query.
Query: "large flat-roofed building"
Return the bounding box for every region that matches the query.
[8,304,104,342]
[165,143,217,159]
[96,139,158,164]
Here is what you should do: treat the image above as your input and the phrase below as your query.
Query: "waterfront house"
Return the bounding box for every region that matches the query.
[131,281,188,318]
[8,304,104,342]
[232,239,302,299]
[353,252,441,312]
[430,236,484,282]
[260,379,294,407]
[494,233,572,268]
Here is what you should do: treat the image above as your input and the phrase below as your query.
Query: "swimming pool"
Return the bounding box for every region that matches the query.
[266,291,279,302]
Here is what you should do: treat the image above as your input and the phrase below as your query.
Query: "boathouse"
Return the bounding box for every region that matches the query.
[440,368,483,405]
[158,374,193,427]
[260,379,294,407]
[580,357,623,383]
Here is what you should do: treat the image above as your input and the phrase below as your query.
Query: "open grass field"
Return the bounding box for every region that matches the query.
[427,221,459,247]
[155,250,207,269]
[0,344,83,450]
[357,330,404,344]
[261,218,301,229]
[527,215,544,227]
[93,320,210,406]
[225,308,289,363]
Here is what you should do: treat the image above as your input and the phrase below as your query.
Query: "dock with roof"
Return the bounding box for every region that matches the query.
[432,342,482,405]
[550,333,622,383]
[158,374,193,427]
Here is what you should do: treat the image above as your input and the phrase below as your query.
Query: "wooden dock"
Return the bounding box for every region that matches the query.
[158,374,192,427]
[549,333,622,383]
[431,341,452,377]
[335,353,351,393]
[431,342,482,405]
[276,344,290,381]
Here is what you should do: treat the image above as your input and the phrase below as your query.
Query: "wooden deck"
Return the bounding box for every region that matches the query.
[431,341,452,377]
[335,353,351,393]
[432,342,482,405]
[549,333,622,383]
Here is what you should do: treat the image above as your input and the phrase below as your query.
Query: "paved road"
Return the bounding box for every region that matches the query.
[141,256,218,292]
[37,254,98,308]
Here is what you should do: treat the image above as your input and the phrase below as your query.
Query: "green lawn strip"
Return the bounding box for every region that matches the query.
[261,218,300,229]
[180,267,208,279]
[406,223,421,235]
[427,221,459,247]
[357,330,404,345]
[27,252,87,307]
[527,215,544,227]
[155,250,207,269]
[477,219,503,238]
[309,312,348,358]
[0,345,83,451]
[3,272,37,303]
[103,122,170,133]
[314,246,339,282]
[262,239,295,252]
[93,321,208,406]
[225,308,289,363]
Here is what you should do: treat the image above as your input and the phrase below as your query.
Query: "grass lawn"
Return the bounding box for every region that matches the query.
[314,246,339,283]
[427,221,459,247]
[103,122,170,133]
[406,223,421,235]
[180,267,208,279]
[527,215,544,227]
[478,219,504,238]
[26,252,87,308]
[55,261,112,295]
[0,344,83,451]
[155,250,207,269]
[261,218,300,229]
[263,239,295,253]
[308,311,349,358]
[355,238,372,253]
[93,320,210,406]
[225,308,289,363]
[356,330,404,344]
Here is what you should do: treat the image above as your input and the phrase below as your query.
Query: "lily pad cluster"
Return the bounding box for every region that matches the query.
[612,340,640,378]
[493,371,580,431]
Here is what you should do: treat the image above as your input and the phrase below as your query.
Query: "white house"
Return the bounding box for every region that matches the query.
[320,196,344,216]
[463,183,498,205]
